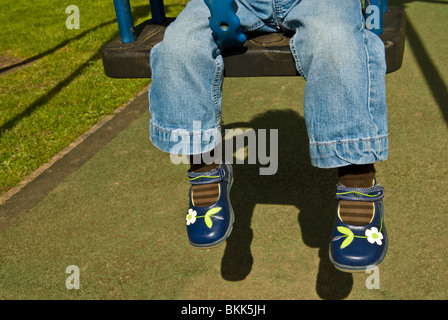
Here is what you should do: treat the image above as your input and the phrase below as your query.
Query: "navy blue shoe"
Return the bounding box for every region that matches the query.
[329,182,388,272]
[185,162,234,248]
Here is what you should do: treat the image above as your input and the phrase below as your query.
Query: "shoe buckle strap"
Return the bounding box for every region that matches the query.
[187,165,226,185]
[336,184,385,202]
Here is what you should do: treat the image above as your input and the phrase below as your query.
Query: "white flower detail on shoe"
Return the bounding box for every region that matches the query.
[365,227,383,245]
[186,209,197,225]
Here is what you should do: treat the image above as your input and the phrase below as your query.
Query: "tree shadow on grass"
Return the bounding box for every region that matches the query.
[0,3,175,75]
[0,19,116,76]
[390,0,448,126]
[0,3,179,137]
[220,109,353,300]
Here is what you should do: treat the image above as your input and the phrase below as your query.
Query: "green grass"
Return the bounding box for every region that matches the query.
[0,0,188,195]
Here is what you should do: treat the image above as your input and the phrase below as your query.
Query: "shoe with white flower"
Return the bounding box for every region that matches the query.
[185,162,234,248]
[329,182,388,272]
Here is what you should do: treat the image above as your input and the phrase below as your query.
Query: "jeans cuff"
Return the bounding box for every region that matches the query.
[309,135,388,168]
[150,122,221,155]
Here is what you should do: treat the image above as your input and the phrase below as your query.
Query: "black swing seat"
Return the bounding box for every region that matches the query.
[101,6,405,79]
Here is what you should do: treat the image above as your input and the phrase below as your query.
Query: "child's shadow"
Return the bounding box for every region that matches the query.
[220,109,353,300]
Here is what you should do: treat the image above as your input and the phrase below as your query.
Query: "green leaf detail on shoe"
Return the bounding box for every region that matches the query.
[203,207,222,229]
[337,227,354,249]
[335,226,373,249]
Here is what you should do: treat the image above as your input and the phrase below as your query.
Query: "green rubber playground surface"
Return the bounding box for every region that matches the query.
[0,1,447,300]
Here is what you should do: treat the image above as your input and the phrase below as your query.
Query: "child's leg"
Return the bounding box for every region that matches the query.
[284,0,388,270]
[284,0,388,169]
[148,0,259,247]
[285,0,387,220]
[149,0,277,209]
[149,0,224,156]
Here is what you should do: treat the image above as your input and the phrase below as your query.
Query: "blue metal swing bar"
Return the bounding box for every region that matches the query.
[113,0,166,43]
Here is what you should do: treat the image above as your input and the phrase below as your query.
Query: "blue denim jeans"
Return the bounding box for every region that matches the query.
[149,0,388,168]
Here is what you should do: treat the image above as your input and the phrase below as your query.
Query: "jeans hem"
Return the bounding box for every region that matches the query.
[309,135,388,168]
[150,122,221,155]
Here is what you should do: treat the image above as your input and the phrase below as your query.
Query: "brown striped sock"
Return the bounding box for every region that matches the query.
[189,152,220,208]
[338,201,374,225]
[337,164,376,226]
[191,183,220,207]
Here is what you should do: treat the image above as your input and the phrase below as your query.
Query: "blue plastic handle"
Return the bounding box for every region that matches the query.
[204,0,246,49]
